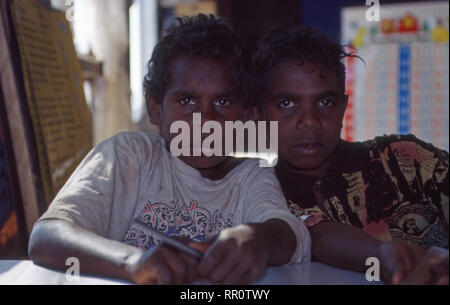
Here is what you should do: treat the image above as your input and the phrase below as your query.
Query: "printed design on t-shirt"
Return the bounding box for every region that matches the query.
[389,202,448,249]
[123,200,234,250]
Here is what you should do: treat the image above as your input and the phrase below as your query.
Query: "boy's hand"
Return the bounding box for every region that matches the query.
[194,224,270,285]
[398,249,449,285]
[124,237,198,285]
[378,241,449,285]
[378,241,425,284]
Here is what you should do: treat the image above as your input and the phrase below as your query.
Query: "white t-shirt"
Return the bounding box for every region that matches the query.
[38,132,311,264]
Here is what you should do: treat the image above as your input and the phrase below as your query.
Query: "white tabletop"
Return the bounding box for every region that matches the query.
[0,260,382,285]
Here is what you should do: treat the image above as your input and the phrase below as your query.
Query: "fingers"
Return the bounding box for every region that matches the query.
[170,236,202,283]
[392,247,424,285]
[398,253,449,285]
[379,242,406,284]
[151,261,173,285]
[396,244,415,272]
[179,252,199,283]
[222,263,249,285]
[135,243,199,285]
[392,269,407,285]
[190,238,215,254]
[391,249,414,285]
[231,265,265,285]
[380,241,423,285]
[428,257,449,285]
[222,259,263,285]
[160,246,189,285]
[132,253,173,285]
[198,239,228,279]
[196,237,266,285]
[398,263,431,285]
[208,246,241,283]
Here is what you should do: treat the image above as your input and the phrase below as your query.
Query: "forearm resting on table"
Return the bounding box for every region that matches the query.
[28,219,142,281]
[252,219,297,266]
[309,221,382,273]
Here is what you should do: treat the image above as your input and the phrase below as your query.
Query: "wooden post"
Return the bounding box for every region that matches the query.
[53,0,134,144]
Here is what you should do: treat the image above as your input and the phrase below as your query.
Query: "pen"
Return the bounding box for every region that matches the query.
[132,220,204,260]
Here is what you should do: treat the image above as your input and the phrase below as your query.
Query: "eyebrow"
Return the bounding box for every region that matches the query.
[213,90,239,99]
[168,89,239,99]
[269,92,299,102]
[167,89,195,97]
[315,90,343,99]
[269,90,343,102]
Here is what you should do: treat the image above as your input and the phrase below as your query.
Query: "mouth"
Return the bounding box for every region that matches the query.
[191,146,214,156]
[191,141,223,156]
[290,142,324,156]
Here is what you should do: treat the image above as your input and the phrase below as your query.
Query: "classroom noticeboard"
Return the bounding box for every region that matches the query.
[0,0,92,234]
[341,1,449,151]
[10,0,92,201]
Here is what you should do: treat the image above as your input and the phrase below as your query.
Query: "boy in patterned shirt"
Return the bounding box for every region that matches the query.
[252,26,448,284]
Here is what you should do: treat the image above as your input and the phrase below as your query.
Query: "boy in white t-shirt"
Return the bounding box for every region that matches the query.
[28,14,310,285]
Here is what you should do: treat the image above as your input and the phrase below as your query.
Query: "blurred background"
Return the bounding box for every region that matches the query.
[0,0,448,259]
[50,0,450,148]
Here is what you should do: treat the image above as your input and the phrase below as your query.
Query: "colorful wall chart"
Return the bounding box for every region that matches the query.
[341,2,449,151]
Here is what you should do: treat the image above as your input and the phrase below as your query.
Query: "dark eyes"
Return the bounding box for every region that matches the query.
[178,97,196,105]
[278,100,295,109]
[317,99,335,107]
[178,97,231,107]
[213,98,231,107]
[277,98,336,110]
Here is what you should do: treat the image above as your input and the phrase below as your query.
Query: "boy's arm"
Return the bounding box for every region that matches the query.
[309,221,435,284]
[253,219,297,265]
[309,221,383,272]
[29,219,198,284]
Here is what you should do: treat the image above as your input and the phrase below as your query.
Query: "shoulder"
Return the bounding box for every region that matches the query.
[237,158,276,175]
[361,134,448,174]
[106,131,164,150]
[362,134,448,157]
[102,131,165,156]
[89,131,167,168]
[234,158,279,186]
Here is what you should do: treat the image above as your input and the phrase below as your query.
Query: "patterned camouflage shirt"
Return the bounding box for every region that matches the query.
[276,134,449,249]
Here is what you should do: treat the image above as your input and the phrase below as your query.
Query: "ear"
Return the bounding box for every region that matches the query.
[343,94,349,109]
[340,94,349,128]
[147,98,162,125]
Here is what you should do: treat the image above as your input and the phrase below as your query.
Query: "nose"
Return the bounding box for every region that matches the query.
[197,102,218,123]
[295,107,320,131]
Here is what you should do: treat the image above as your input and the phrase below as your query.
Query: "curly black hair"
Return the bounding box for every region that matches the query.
[143,14,251,107]
[251,26,360,109]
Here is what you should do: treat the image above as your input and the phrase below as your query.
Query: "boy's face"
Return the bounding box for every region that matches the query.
[260,59,347,177]
[149,55,244,170]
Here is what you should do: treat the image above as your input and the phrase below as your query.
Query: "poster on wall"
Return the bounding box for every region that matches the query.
[9,0,93,203]
[0,0,92,235]
[341,1,449,151]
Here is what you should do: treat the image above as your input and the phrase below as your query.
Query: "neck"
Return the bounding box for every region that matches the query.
[195,157,243,180]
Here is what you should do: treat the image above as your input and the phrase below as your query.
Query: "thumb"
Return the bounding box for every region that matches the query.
[392,268,406,285]
[189,237,217,253]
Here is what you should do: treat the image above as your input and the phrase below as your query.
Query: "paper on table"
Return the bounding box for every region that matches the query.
[0,261,379,285]
[0,261,129,285]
